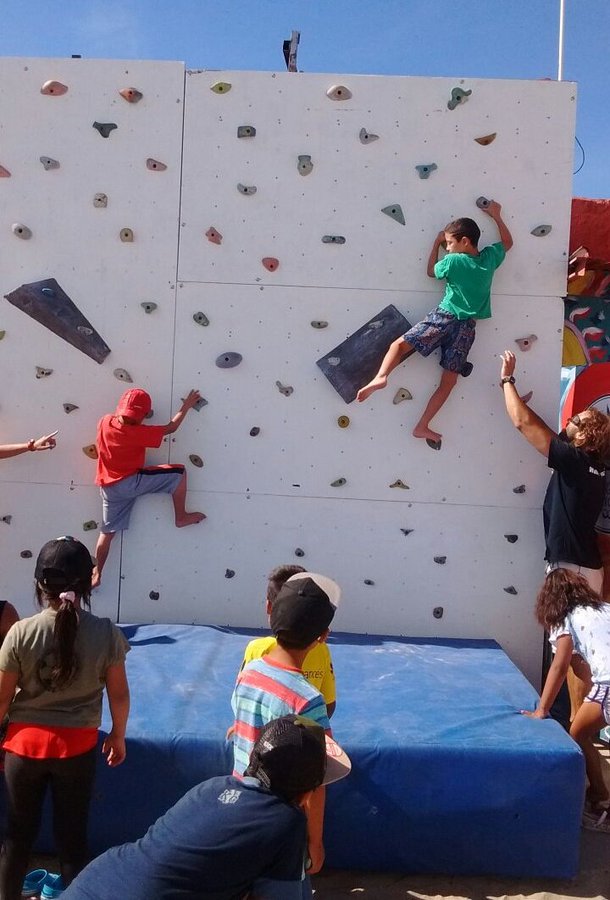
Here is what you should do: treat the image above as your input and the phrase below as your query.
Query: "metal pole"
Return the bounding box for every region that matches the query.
[557,0,565,81]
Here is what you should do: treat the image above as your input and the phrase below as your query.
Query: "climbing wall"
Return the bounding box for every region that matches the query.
[0,61,576,683]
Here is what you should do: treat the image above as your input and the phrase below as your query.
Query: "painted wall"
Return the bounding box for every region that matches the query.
[0,60,576,683]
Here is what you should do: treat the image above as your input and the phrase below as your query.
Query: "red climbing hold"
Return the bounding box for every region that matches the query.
[262,257,279,272]
[146,158,167,171]
[119,87,143,103]
[0,165,11,178]
[205,227,223,245]
[41,80,68,96]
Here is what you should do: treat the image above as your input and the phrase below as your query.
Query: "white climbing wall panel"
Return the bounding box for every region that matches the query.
[0,61,576,685]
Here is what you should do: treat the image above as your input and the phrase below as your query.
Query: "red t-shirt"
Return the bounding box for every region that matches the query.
[96,415,166,486]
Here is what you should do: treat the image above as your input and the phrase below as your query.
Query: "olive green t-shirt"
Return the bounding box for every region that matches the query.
[0,608,130,728]
[435,242,506,320]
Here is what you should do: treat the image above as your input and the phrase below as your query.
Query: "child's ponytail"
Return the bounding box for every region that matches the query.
[36,580,92,689]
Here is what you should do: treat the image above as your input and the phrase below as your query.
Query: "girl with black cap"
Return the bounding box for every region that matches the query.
[0,536,130,899]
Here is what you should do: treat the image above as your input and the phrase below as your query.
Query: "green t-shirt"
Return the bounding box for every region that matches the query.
[435,242,506,320]
[0,608,130,728]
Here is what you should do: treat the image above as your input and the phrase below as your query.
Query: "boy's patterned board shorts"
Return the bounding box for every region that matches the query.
[100,465,185,532]
[404,307,476,372]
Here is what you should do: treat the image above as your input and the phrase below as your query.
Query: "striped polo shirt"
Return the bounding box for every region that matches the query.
[231,656,331,776]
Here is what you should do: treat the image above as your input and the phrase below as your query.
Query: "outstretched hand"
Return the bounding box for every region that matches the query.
[181,389,202,412]
[500,350,516,380]
[483,200,502,219]
[33,433,58,451]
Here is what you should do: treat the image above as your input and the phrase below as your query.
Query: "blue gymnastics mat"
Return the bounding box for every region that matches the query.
[13,625,584,878]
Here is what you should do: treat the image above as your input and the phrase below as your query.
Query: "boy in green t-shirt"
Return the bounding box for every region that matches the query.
[357,201,512,449]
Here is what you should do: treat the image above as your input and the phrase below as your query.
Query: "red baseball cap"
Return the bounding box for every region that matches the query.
[116,388,152,419]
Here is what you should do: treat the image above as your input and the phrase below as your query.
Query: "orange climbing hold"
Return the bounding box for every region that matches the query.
[40,80,68,96]
[262,257,279,272]
[0,165,11,177]
[119,87,143,103]
[474,133,497,146]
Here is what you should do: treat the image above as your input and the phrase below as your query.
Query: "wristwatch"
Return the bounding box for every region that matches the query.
[27,439,36,451]
[500,376,516,387]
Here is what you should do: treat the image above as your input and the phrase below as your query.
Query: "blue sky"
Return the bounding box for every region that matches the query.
[2,0,608,197]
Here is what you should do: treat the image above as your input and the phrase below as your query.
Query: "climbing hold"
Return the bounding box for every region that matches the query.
[192,396,208,411]
[216,352,242,369]
[205,227,222,245]
[327,357,340,367]
[359,128,379,144]
[262,257,279,272]
[504,585,518,595]
[400,528,413,536]
[41,80,68,96]
[92,122,117,138]
[210,81,231,94]
[295,548,305,558]
[249,427,260,437]
[35,366,53,379]
[531,224,552,237]
[364,579,375,586]
[0,165,11,177]
[145,409,154,419]
[476,196,491,210]
[504,534,519,543]
[237,183,257,195]
[297,155,313,176]
[393,388,412,404]
[389,479,409,489]
[1,516,12,525]
[237,125,256,138]
[515,334,537,352]
[225,569,235,579]
[20,550,32,559]
[520,390,533,404]
[321,235,346,244]
[0,331,5,340]
[513,484,526,494]
[193,312,210,327]
[475,133,497,146]
[40,156,60,171]
[275,381,293,396]
[78,326,93,336]
[426,438,442,451]
[140,302,157,313]
[93,193,108,208]
[82,520,97,532]
[120,228,134,243]
[113,368,133,382]
[63,403,79,414]
[149,590,160,601]
[146,158,167,171]
[434,556,447,565]
[381,204,405,225]
[326,85,352,101]
[119,87,143,103]
[189,454,204,468]
[82,445,98,460]
[331,477,347,487]
[433,607,444,619]
[311,320,328,329]
[447,86,472,109]
[12,223,32,240]
[337,415,350,428]
[415,164,437,179]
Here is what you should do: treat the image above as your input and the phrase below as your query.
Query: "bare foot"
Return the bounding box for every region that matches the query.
[91,567,101,589]
[412,424,442,444]
[175,512,206,528]
[356,375,387,402]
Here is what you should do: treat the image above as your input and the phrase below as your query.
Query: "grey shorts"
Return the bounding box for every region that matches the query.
[585,683,610,725]
[101,466,184,533]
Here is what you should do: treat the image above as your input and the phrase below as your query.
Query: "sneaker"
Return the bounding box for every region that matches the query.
[582,807,610,833]
[41,874,65,899]
[460,361,473,377]
[22,869,47,897]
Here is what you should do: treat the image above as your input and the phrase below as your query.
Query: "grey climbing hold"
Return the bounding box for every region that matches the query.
[92,122,117,138]
[145,409,154,419]
[513,484,526,494]
[515,334,537,352]
[82,444,98,460]
[189,454,204,468]
[149,590,160,601]
[400,528,413,536]
[20,550,32,559]
[237,125,256,138]
[322,235,346,244]
[447,87,472,110]
[42,287,55,296]
[93,193,108,208]
[192,396,208,411]
[0,331,5,340]
[520,390,533,404]
[211,81,232,94]
[531,224,552,237]
[475,133,497,146]
[141,302,157,313]
[504,585,518,595]
[311,320,328,329]
[35,366,53,379]
[433,607,444,619]
[434,556,447,565]
[113,368,133,383]
[393,388,412,404]
[82,520,97,532]
[1,515,12,525]
[249,427,260,437]
[63,403,79,414]
[119,87,143,103]
[12,223,32,240]
[120,228,134,243]
[426,438,442,451]
[331,477,347,487]
[295,548,305,557]
[389,479,409,489]
[146,158,167,171]
[359,128,379,144]
[504,534,519,543]
[381,205,405,226]
[326,85,352,101]
[337,415,350,428]
[193,312,210,327]
[297,155,313,176]
[415,164,437,179]
[327,357,340,367]
[276,381,293,396]
[225,568,235,578]
[40,156,60,171]
[237,183,257,196]
[78,326,93,336]
[476,196,491,210]
[41,80,68,96]
[216,352,242,369]
[364,579,375,586]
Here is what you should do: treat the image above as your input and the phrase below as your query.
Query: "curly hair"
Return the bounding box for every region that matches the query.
[573,408,610,462]
[444,217,480,248]
[535,568,604,630]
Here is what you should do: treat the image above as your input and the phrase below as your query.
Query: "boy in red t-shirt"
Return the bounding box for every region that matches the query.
[92,388,205,587]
